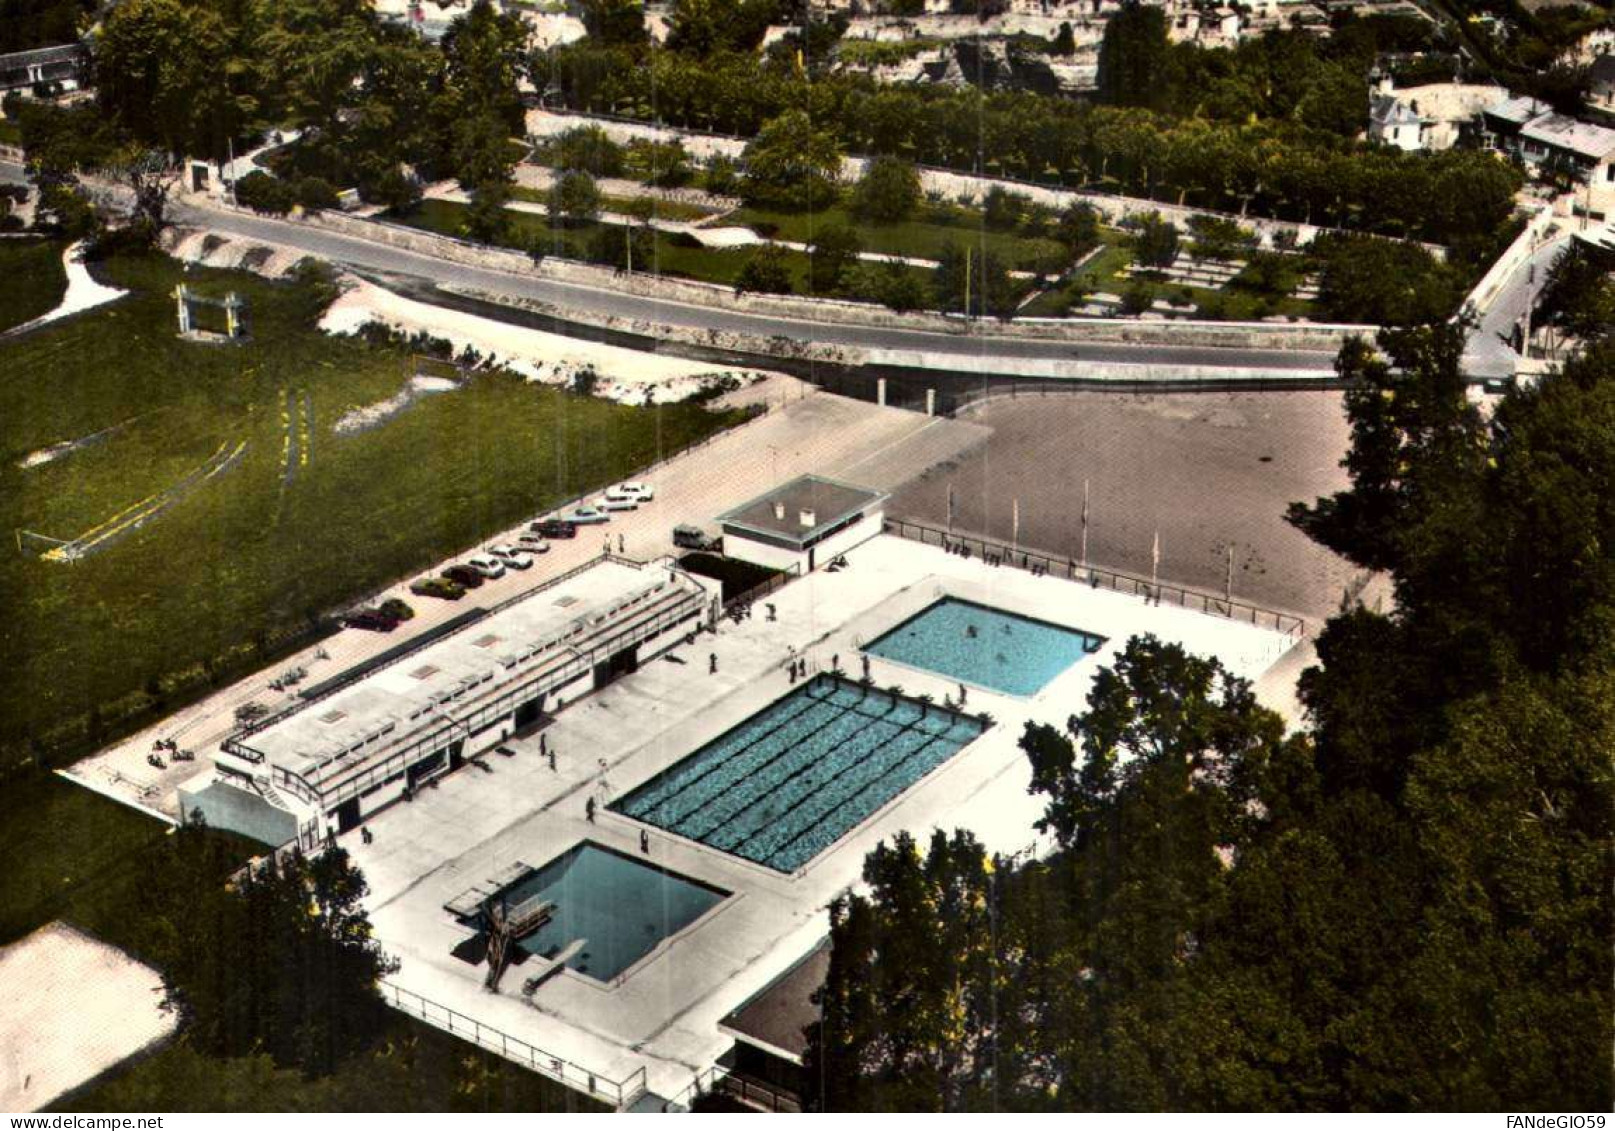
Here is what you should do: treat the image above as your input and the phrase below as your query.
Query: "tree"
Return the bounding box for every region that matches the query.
[1312,234,1462,326]
[740,109,843,211]
[546,125,624,177]
[808,223,861,294]
[1130,211,1179,269]
[577,0,648,46]
[1055,201,1100,254]
[1095,1,1171,110]
[587,222,653,271]
[463,178,512,242]
[733,243,793,296]
[546,169,601,223]
[933,243,1017,318]
[981,185,1029,231]
[851,156,921,223]
[859,260,927,312]
[1536,242,1615,340]
[1053,20,1075,55]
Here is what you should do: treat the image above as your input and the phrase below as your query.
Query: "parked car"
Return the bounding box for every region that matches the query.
[442,565,484,589]
[490,543,533,570]
[532,518,577,539]
[517,532,551,553]
[673,523,721,551]
[599,494,639,512]
[411,577,466,600]
[378,597,415,622]
[567,505,611,525]
[615,481,655,501]
[467,554,506,579]
[343,608,399,632]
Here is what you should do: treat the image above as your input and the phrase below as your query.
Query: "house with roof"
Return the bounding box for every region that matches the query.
[0,43,86,101]
[1483,94,1615,219]
[1370,91,1426,150]
[1586,54,1615,122]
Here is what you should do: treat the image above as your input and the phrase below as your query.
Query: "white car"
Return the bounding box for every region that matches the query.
[615,481,655,502]
[466,554,506,579]
[599,493,640,512]
[568,505,611,525]
[489,544,533,569]
[516,532,551,553]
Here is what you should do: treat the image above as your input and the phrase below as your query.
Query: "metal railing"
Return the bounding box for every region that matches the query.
[883,518,1306,641]
[721,562,802,614]
[380,981,648,1109]
[669,1064,803,1113]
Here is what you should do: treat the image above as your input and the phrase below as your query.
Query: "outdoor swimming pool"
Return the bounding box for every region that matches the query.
[613,675,988,873]
[864,597,1104,696]
[497,843,727,982]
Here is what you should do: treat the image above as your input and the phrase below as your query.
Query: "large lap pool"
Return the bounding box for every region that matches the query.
[495,843,727,982]
[864,597,1104,696]
[612,675,987,873]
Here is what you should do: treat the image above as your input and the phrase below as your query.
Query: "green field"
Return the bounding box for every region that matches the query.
[0,237,67,331]
[0,251,748,767]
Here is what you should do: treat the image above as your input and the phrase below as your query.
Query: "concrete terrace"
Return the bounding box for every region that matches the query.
[346,533,1296,1106]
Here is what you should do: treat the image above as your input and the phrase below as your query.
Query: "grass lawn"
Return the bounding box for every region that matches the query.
[0,251,748,767]
[727,202,1065,270]
[0,117,21,146]
[0,237,67,331]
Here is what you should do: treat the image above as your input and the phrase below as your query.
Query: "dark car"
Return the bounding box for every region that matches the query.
[442,565,485,589]
[532,518,578,539]
[410,577,466,601]
[343,609,399,632]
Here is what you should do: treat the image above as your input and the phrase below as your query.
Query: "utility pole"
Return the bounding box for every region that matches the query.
[964,246,972,318]
[1225,544,1234,603]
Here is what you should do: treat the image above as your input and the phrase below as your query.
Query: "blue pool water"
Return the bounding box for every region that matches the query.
[864,597,1104,696]
[498,843,726,982]
[613,675,987,873]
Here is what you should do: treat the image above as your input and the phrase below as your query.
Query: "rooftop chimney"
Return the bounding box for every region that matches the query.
[773,500,786,521]
[799,508,816,528]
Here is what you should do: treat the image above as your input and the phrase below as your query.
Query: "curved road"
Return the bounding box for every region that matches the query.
[1,158,1343,379]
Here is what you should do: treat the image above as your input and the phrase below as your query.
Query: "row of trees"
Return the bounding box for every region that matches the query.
[87,0,527,205]
[535,41,1521,255]
[806,323,1614,1110]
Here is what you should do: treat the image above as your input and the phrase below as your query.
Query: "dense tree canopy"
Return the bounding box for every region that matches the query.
[807,325,1615,1110]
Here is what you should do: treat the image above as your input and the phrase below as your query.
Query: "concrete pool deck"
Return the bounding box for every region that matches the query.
[346,533,1296,1106]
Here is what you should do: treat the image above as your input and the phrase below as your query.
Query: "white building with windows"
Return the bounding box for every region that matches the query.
[180,557,717,848]
[717,475,888,575]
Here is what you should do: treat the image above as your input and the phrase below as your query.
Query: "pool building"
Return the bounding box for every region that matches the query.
[331,528,1302,1111]
[181,558,718,849]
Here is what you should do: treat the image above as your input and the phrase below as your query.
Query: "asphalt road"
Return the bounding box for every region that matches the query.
[0,158,1346,380]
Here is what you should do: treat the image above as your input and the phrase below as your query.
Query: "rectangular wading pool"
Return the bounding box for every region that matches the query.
[492,843,727,982]
[612,674,988,873]
[863,596,1105,696]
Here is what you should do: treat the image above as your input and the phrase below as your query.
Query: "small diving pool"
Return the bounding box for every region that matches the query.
[864,596,1104,696]
[494,843,727,982]
[613,674,987,873]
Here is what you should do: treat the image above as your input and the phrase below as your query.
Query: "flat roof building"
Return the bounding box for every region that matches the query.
[184,557,716,848]
[717,475,888,574]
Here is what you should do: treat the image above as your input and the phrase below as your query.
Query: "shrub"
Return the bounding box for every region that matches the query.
[543,125,624,177]
[233,170,294,216]
[293,176,340,213]
[982,186,1030,230]
[547,169,601,223]
[734,244,794,296]
[851,155,922,222]
[1120,281,1153,315]
[703,155,740,196]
